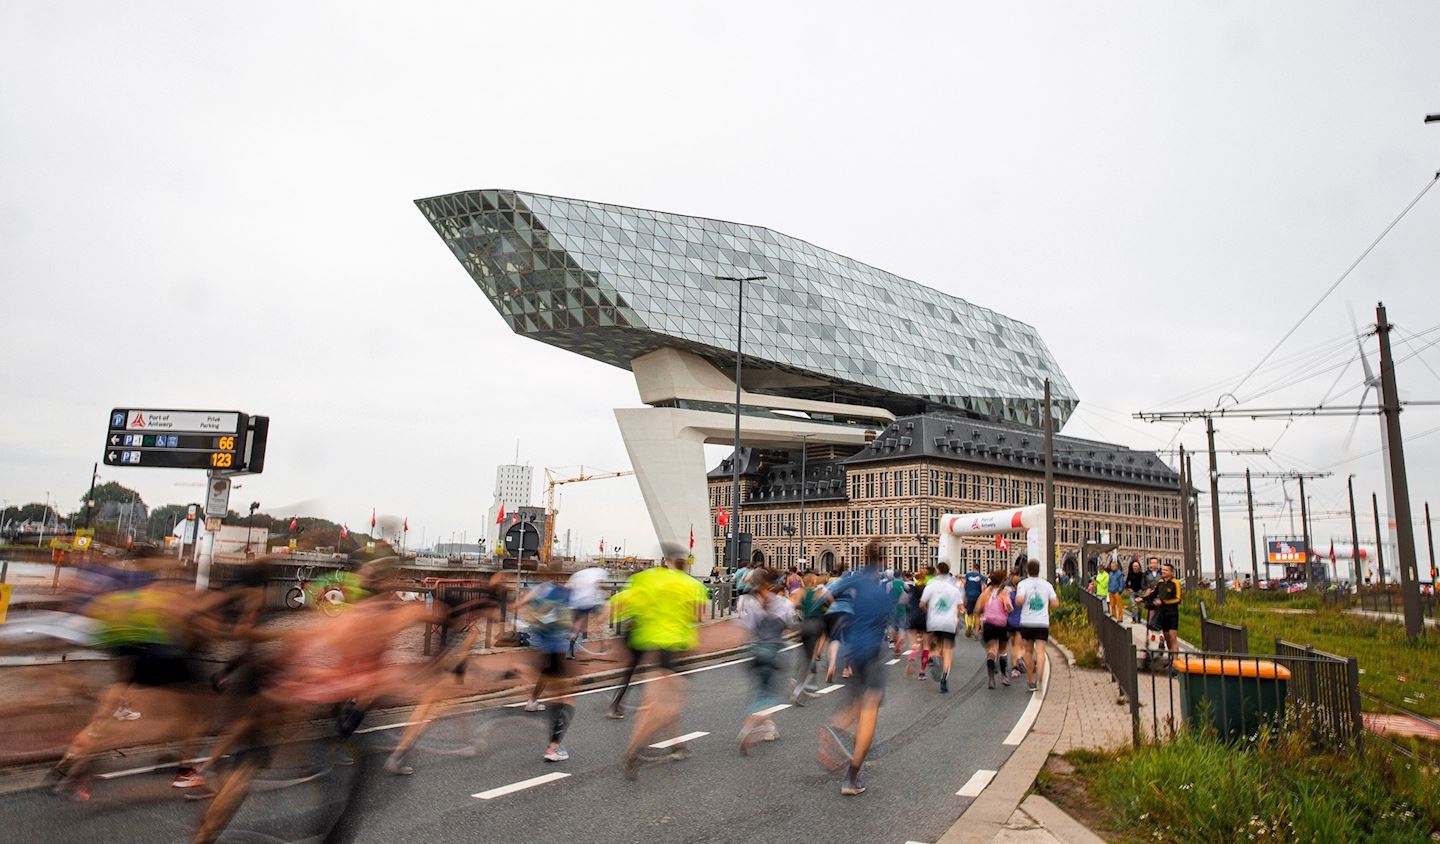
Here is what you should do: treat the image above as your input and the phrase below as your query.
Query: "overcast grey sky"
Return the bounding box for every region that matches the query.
[3,2,1439,569]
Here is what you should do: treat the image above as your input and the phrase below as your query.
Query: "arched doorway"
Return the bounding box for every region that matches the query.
[819,550,835,572]
[751,550,765,566]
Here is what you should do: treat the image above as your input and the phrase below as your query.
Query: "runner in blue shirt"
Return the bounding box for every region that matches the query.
[816,543,895,796]
[962,563,987,639]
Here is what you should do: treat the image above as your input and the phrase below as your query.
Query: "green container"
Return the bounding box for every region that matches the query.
[1174,656,1290,740]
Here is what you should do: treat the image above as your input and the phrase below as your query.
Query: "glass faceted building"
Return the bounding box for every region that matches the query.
[415,189,1077,425]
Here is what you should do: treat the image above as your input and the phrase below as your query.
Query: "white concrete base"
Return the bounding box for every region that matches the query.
[615,406,874,575]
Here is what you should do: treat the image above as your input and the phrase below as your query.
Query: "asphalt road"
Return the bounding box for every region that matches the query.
[0,639,1040,844]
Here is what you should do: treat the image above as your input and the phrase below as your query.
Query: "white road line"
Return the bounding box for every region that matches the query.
[1002,659,1051,746]
[648,730,709,749]
[885,658,901,665]
[903,649,915,656]
[816,684,844,695]
[472,772,570,800]
[97,756,209,780]
[752,703,791,717]
[356,719,428,734]
[956,768,998,797]
[505,655,755,707]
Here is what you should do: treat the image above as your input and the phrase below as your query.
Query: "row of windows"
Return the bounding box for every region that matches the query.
[844,466,1180,518]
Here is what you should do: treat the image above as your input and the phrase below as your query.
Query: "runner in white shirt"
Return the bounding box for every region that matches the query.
[1013,559,1059,692]
[918,563,963,694]
[567,565,610,658]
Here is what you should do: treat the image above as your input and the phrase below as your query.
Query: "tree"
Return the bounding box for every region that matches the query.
[147,504,190,540]
[83,481,144,509]
[8,502,62,525]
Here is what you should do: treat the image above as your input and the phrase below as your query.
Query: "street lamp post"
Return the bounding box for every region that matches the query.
[797,432,813,570]
[716,274,766,575]
[39,490,50,549]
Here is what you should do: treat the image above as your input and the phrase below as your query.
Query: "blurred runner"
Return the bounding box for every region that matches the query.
[962,562,986,639]
[617,553,706,779]
[905,567,930,678]
[515,577,576,762]
[975,570,1014,689]
[736,569,792,753]
[1014,559,1059,693]
[566,562,610,659]
[816,543,894,796]
[919,562,962,694]
[788,570,828,704]
[821,564,853,684]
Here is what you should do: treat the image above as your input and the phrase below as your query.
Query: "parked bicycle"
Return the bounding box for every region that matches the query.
[284,565,352,617]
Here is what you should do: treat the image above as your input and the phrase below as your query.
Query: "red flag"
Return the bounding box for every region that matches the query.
[403,517,409,533]
[600,538,606,553]
[289,516,298,532]
[496,504,506,525]
[996,535,1010,551]
[370,508,376,530]
[1329,541,1336,563]
[689,524,695,550]
[717,506,729,528]
[340,524,349,539]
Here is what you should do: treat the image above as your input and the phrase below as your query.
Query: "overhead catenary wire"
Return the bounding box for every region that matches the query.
[1226,169,1440,404]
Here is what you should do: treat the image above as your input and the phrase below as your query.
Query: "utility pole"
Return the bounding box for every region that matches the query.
[1375,301,1425,638]
[1187,453,1200,585]
[1205,417,1225,604]
[1425,501,1436,584]
[1373,492,1386,587]
[1298,474,1311,585]
[1177,445,1194,587]
[1246,468,1258,585]
[83,463,98,530]
[1043,378,1056,583]
[1347,475,1362,588]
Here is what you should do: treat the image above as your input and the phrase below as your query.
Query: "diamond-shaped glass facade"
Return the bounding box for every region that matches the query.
[415,190,1077,426]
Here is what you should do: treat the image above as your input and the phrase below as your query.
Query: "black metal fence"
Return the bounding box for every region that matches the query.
[1273,639,1364,745]
[1077,587,1143,743]
[1198,601,1250,654]
[1355,587,1438,620]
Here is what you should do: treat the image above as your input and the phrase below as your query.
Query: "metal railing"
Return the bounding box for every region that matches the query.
[1274,639,1363,746]
[1077,587,1143,743]
[1198,601,1250,654]
[1355,587,1438,620]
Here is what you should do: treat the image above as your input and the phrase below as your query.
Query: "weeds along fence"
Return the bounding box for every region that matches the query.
[1077,587,1144,744]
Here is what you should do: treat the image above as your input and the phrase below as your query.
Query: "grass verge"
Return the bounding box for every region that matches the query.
[1041,730,1440,843]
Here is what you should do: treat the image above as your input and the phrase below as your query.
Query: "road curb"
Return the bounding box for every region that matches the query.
[937,643,1069,844]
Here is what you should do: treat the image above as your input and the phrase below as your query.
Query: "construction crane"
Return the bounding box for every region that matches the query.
[540,466,635,567]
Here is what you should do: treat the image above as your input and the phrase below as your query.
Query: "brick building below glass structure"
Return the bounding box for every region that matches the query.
[708,413,1189,578]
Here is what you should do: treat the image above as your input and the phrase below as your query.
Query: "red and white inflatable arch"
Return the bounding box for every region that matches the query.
[937,504,1049,576]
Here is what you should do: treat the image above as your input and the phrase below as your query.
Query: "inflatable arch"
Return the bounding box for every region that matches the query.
[937,504,1049,578]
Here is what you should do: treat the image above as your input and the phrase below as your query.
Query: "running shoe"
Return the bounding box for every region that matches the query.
[604,706,626,720]
[668,744,691,761]
[816,726,851,772]
[840,767,867,796]
[940,674,949,694]
[524,700,547,712]
[543,743,569,762]
[172,768,206,789]
[1001,671,1011,687]
[623,753,640,780]
[113,706,141,721]
[384,755,414,776]
[738,722,762,756]
[1027,682,1039,693]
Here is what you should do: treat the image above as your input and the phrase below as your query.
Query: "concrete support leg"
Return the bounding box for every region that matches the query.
[615,408,715,575]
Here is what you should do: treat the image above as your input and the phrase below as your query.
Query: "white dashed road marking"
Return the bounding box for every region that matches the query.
[816,684,844,695]
[473,772,571,800]
[648,731,709,749]
[956,768,998,797]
